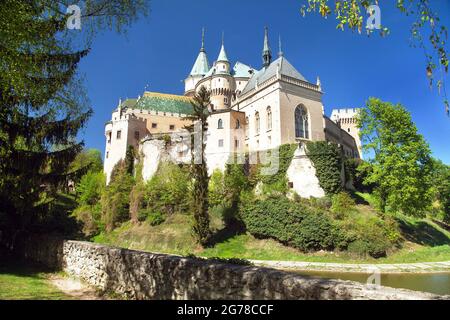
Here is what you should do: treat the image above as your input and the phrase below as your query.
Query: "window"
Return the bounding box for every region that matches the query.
[218,119,223,129]
[107,132,112,143]
[348,128,351,133]
[218,139,224,147]
[236,119,240,129]
[245,117,249,138]
[235,139,239,148]
[295,105,309,139]
[116,130,122,140]
[170,125,175,131]
[151,123,157,129]
[255,112,260,135]
[224,97,228,104]
[106,151,109,159]
[267,106,272,130]
[134,131,140,140]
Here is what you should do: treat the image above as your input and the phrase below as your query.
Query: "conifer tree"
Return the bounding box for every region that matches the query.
[0,0,147,239]
[184,86,211,245]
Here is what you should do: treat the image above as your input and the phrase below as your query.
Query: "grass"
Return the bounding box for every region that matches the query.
[93,203,450,264]
[0,252,71,300]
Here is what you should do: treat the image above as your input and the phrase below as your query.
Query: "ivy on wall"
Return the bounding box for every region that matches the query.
[258,144,298,186]
[306,141,343,195]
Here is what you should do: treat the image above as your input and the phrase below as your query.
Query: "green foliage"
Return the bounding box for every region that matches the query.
[184,86,211,245]
[259,144,297,187]
[335,213,401,258]
[430,159,450,223]
[358,98,433,216]
[101,160,134,232]
[125,145,136,176]
[76,171,105,206]
[147,211,166,226]
[331,192,356,219]
[143,162,190,216]
[306,141,343,195]
[240,196,336,251]
[300,0,449,115]
[208,170,227,208]
[70,149,103,175]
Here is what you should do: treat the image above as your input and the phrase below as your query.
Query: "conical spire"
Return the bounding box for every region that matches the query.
[189,28,210,76]
[217,32,229,62]
[278,35,284,57]
[262,27,272,68]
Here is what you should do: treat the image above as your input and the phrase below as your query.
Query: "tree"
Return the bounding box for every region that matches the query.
[358,98,433,216]
[430,159,450,223]
[70,149,103,174]
[301,0,449,115]
[0,0,148,239]
[184,86,211,245]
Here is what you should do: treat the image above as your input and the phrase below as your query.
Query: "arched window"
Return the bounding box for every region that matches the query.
[236,119,240,129]
[295,105,309,139]
[255,112,260,134]
[266,106,272,130]
[245,117,249,138]
[218,119,223,129]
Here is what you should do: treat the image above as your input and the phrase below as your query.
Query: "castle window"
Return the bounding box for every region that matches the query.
[218,119,223,129]
[245,117,249,139]
[267,106,272,130]
[116,130,122,140]
[134,131,140,140]
[236,119,240,129]
[255,112,260,135]
[170,125,175,131]
[107,132,112,143]
[295,105,309,139]
[218,139,224,147]
[348,128,351,133]
[235,139,239,148]
[106,151,109,159]
[224,97,228,104]
[152,123,157,129]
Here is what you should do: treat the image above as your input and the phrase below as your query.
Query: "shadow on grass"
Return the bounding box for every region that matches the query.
[396,219,450,246]
[207,223,245,248]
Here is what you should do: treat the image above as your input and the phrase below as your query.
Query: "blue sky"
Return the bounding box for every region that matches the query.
[78,0,450,164]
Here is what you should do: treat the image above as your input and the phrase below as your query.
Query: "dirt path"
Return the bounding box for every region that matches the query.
[48,275,104,300]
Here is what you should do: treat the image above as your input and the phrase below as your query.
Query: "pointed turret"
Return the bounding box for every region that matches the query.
[217,32,229,62]
[185,28,210,95]
[262,27,272,68]
[189,28,210,76]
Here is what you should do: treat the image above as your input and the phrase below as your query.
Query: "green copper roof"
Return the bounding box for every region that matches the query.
[120,99,138,108]
[135,92,194,115]
[217,43,229,62]
[190,50,210,76]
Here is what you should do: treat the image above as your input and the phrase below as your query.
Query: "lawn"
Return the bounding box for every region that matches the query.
[0,251,71,300]
[93,206,450,264]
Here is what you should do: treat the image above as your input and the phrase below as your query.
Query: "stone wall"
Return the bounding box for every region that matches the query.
[14,236,447,300]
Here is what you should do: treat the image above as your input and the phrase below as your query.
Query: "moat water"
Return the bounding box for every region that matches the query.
[296,270,450,295]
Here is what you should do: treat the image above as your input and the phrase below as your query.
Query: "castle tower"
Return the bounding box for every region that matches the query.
[331,108,362,158]
[185,29,210,96]
[209,35,234,110]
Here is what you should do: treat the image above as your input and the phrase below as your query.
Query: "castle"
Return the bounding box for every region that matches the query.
[104,28,361,197]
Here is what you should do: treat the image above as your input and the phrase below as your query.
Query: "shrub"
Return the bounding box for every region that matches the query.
[259,144,297,187]
[144,162,190,215]
[73,203,102,237]
[306,141,343,195]
[308,196,332,210]
[331,192,356,219]
[240,196,336,251]
[101,160,134,232]
[147,210,166,226]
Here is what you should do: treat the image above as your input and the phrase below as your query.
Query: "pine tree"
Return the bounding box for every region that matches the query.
[184,86,211,245]
[0,0,148,239]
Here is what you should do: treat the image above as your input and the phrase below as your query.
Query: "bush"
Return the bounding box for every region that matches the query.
[147,210,166,226]
[76,171,105,206]
[144,162,190,215]
[331,192,356,219]
[335,213,400,258]
[240,196,337,251]
[306,141,343,195]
